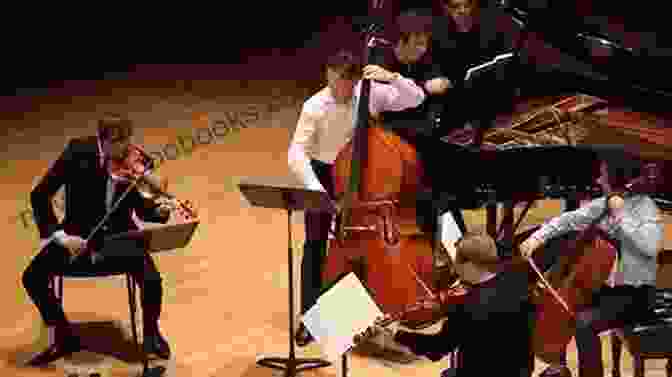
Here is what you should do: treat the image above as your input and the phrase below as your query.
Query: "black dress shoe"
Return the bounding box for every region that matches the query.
[143,330,171,360]
[294,323,314,347]
[25,331,81,367]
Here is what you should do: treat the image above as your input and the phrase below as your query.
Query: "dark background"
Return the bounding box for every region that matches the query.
[0,1,670,96]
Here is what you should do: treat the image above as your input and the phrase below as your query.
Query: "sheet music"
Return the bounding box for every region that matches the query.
[464,52,514,82]
[441,212,463,261]
[301,272,383,362]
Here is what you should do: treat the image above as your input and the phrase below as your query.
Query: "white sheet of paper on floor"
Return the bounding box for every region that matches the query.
[441,211,463,262]
[300,272,383,362]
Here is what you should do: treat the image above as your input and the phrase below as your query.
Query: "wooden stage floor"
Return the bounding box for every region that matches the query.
[1,63,670,376]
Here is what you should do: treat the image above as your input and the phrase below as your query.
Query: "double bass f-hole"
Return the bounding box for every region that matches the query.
[341,201,401,247]
[378,203,400,247]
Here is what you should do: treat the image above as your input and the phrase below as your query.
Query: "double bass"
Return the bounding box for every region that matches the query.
[321,22,461,330]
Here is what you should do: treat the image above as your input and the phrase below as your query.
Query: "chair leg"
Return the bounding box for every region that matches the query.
[611,334,622,377]
[125,274,142,361]
[666,358,672,377]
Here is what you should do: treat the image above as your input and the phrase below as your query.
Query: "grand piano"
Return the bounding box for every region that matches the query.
[415,0,672,241]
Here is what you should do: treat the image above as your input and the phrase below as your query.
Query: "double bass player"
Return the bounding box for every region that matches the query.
[288,49,426,348]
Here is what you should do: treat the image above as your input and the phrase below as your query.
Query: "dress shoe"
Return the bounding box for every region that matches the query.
[143,329,171,360]
[26,326,81,367]
[539,365,572,377]
[294,323,314,347]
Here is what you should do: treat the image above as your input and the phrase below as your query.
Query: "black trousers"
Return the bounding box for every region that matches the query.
[575,284,655,377]
[300,159,335,314]
[22,237,163,331]
[412,134,469,237]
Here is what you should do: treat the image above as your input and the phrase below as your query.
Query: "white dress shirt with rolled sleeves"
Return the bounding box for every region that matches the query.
[288,76,426,192]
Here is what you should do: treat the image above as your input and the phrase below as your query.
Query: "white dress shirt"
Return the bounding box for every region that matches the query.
[288,76,426,192]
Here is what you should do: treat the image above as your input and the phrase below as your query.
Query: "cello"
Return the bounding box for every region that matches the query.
[512,161,663,364]
[321,19,460,330]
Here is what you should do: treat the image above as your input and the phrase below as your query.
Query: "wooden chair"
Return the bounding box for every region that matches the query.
[611,250,672,377]
[51,270,142,360]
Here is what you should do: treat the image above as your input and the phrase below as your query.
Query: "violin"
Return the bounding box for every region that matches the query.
[106,143,198,221]
[353,282,470,345]
[107,143,155,183]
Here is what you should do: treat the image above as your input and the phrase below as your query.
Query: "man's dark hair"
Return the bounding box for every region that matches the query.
[325,50,362,81]
[98,113,134,141]
[395,8,434,43]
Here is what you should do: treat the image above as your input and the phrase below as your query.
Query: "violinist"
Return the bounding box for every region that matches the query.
[288,49,426,347]
[363,231,534,376]
[520,158,664,377]
[23,113,172,366]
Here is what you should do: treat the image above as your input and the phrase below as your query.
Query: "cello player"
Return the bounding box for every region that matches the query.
[520,158,664,377]
[288,49,426,348]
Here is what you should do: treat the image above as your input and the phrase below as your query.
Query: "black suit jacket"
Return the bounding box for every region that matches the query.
[394,269,534,377]
[432,6,516,87]
[30,136,168,242]
[430,7,519,133]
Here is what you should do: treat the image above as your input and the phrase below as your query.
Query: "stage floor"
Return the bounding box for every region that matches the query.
[1,61,670,376]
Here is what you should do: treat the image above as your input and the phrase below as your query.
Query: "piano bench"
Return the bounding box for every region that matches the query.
[611,288,672,377]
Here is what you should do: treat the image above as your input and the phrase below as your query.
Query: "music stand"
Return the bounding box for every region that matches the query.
[91,222,200,377]
[238,178,335,376]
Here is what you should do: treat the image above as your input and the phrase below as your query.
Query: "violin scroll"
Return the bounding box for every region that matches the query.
[107,143,154,182]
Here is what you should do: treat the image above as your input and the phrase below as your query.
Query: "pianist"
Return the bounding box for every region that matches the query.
[22,113,173,366]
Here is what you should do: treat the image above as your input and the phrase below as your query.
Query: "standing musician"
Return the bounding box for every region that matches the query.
[288,49,426,347]
[520,158,664,377]
[362,231,535,376]
[23,114,172,366]
[376,8,470,237]
[432,0,517,144]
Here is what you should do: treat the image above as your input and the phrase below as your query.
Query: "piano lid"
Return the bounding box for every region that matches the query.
[491,1,672,116]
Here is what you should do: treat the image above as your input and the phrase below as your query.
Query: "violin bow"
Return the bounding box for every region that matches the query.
[78,167,156,263]
[72,145,157,262]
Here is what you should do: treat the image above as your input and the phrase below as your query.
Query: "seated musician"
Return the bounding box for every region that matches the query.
[520,159,664,377]
[288,49,426,347]
[23,114,173,366]
[365,231,534,376]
